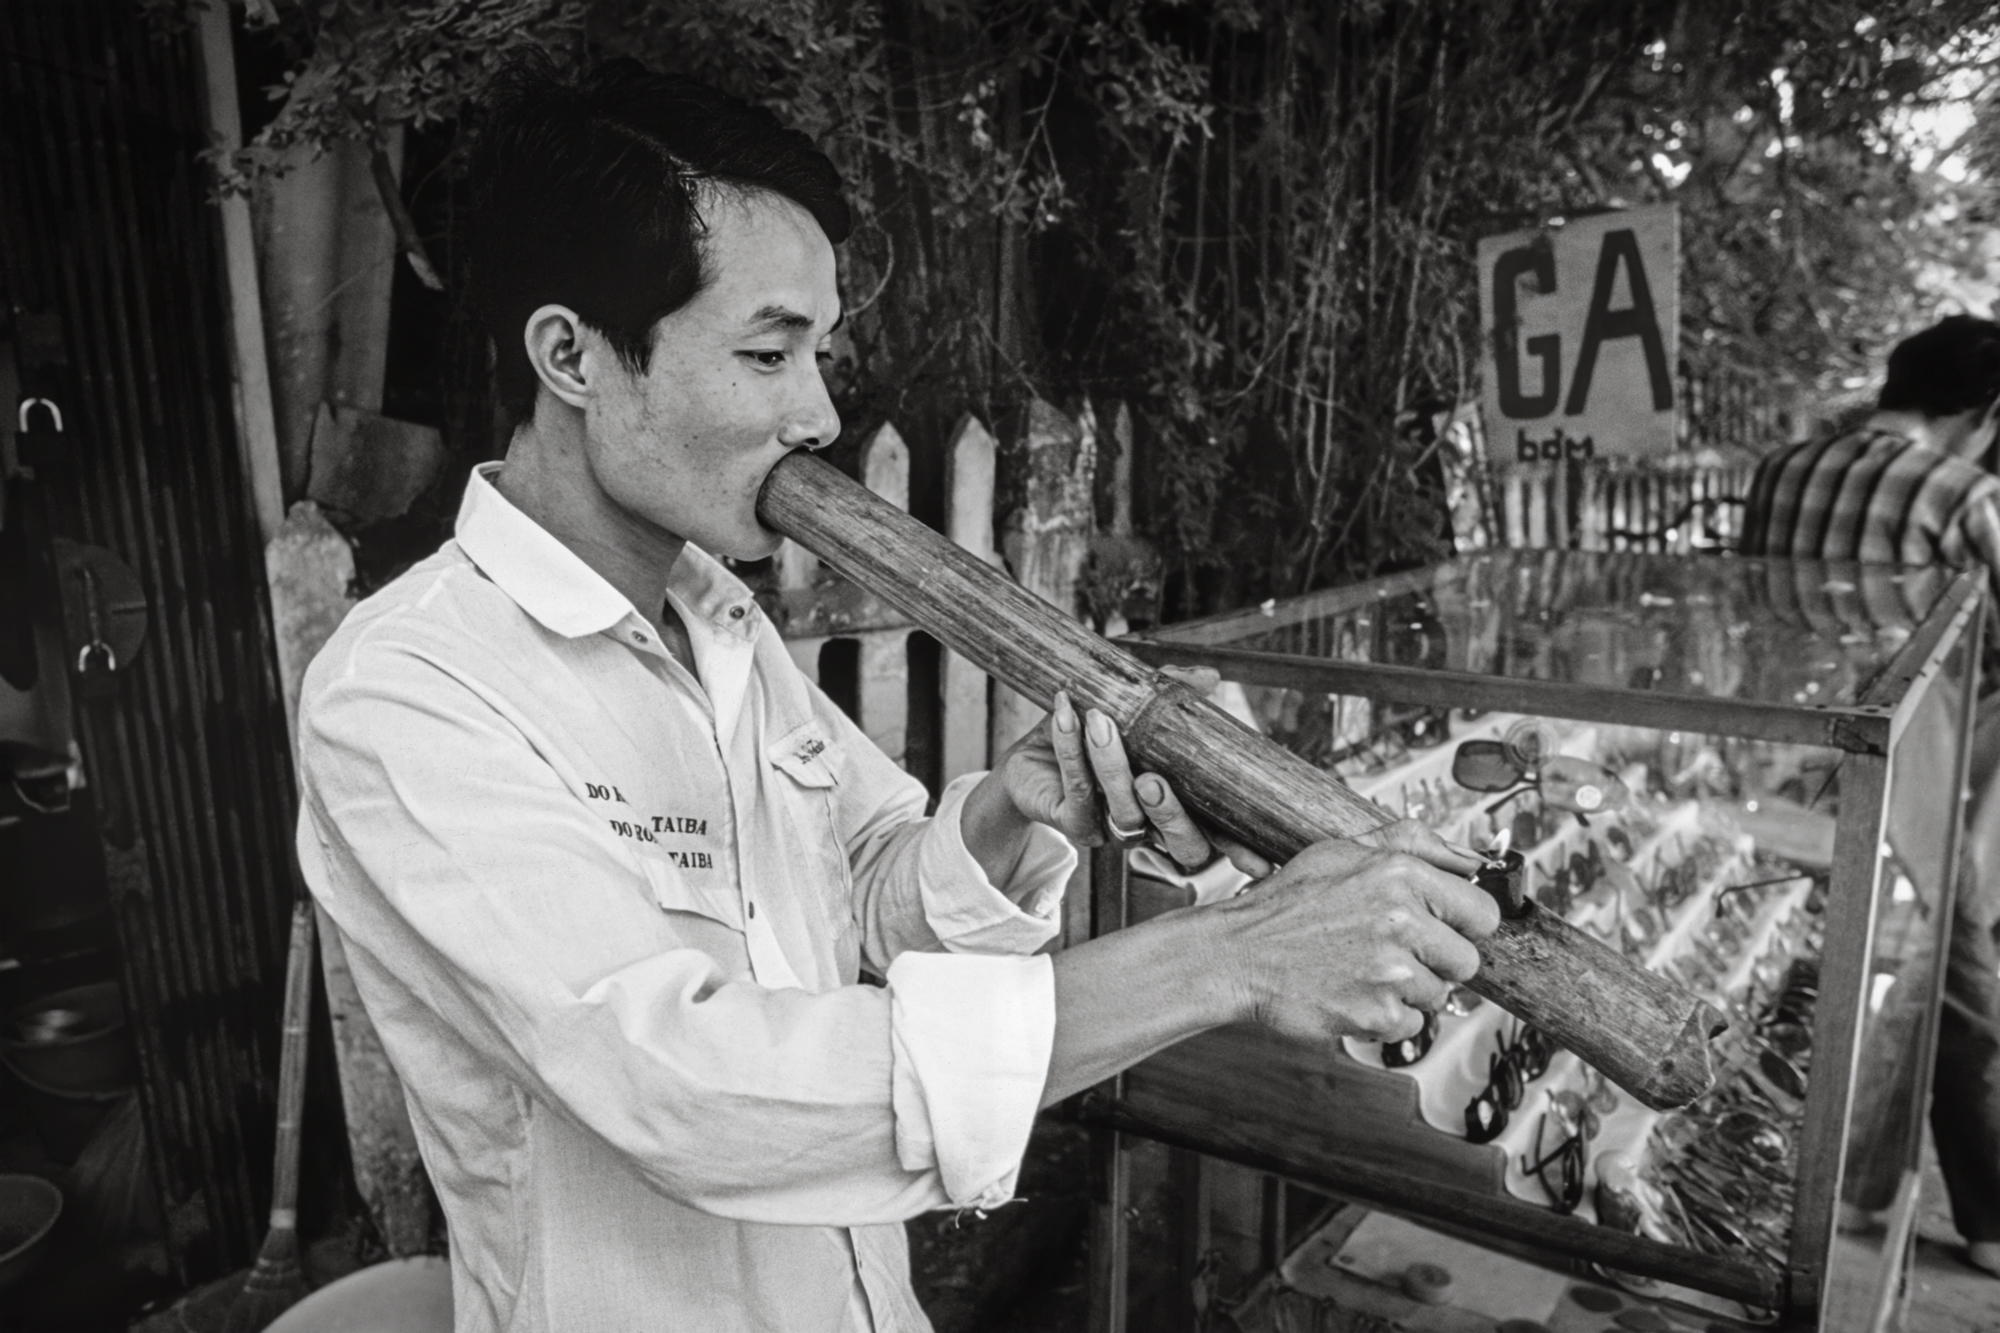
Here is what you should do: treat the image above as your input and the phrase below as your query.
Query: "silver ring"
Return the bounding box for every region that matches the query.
[1104,814,1148,843]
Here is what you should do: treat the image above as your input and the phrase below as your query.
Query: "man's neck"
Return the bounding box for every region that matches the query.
[493,416,686,640]
[1865,407,1984,460]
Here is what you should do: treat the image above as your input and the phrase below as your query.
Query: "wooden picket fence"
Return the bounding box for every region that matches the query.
[1438,393,1763,556]
[1489,459,1756,554]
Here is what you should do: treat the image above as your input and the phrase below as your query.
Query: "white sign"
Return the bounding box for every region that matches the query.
[1477,205,1679,465]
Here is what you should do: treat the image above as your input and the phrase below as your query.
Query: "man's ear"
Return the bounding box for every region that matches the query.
[523,305,594,411]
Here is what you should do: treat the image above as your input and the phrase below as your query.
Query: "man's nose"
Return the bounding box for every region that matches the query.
[780,372,841,453]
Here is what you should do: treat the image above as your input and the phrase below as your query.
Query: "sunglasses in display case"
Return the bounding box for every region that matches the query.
[1085,549,1981,1333]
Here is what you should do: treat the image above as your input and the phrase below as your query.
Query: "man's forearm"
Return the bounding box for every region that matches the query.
[1041,905,1247,1106]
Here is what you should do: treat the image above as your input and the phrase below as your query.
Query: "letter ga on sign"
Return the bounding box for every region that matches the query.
[1476,204,1679,466]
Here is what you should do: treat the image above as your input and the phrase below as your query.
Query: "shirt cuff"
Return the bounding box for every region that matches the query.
[887,951,1054,1211]
[917,774,1076,955]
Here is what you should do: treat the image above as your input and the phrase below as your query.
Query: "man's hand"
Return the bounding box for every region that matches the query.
[1043,817,1499,1104]
[1209,825,1498,1045]
[963,677,1271,885]
[998,689,1269,872]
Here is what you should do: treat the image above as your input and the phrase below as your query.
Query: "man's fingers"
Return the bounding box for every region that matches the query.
[1212,835,1274,880]
[1049,693,1101,845]
[1355,998,1425,1044]
[1414,866,1504,942]
[1082,708,1149,837]
[1402,913,1485,986]
[1394,961,1455,1015]
[1360,817,1482,876]
[1133,773,1213,869]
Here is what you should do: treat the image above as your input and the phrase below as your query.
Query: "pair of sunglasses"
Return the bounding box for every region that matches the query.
[1387,705,1454,751]
[1747,1044,1808,1108]
[1381,1010,1439,1068]
[1462,1024,1556,1144]
[1713,871,1812,920]
[1767,973,1819,1028]
[1450,741,1631,820]
[1665,1177,1756,1256]
[1540,844,1609,919]
[1548,1088,1603,1140]
[1523,1111,1588,1214]
[1716,1108,1791,1163]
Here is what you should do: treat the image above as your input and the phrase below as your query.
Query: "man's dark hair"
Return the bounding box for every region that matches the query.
[465,58,851,422]
[1879,314,2000,420]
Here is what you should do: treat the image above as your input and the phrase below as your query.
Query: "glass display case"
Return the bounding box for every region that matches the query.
[1081,550,1984,1332]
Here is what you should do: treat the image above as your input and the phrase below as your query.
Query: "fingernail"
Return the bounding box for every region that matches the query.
[1055,693,1077,733]
[1086,710,1113,745]
[1138,775,1166,806]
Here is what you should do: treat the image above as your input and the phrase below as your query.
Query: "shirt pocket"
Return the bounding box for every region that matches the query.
[764,719,855,933]
[640,856,743,933]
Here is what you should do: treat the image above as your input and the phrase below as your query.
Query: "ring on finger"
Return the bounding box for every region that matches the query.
[1104,813,1148,843]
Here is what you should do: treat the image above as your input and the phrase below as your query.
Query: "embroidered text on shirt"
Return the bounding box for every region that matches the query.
[654,816,708,834]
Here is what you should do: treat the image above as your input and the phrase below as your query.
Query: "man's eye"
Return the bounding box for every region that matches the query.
[815,348,835,365]
[743,351,786,368]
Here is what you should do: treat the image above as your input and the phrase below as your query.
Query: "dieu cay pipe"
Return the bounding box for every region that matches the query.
[758,452,1724,1110]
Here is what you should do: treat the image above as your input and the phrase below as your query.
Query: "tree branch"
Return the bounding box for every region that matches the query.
[368,137,444,293]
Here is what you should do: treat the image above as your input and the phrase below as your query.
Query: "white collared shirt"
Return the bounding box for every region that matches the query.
[295,464,1073,1332]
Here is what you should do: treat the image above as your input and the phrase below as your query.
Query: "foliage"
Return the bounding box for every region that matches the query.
[206,0,2000,615]
[1563,3,2000,400]
[207,0,587,190]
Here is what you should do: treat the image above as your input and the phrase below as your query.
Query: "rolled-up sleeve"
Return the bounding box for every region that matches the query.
[888,951,1054,1211]
[299,632,1062,1224]
[916,775,1075,953]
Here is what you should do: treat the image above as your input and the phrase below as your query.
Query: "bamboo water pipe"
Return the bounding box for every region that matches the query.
[759,453,1724,1110]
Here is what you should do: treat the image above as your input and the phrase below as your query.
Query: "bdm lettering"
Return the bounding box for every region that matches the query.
[1516,426,1595,462]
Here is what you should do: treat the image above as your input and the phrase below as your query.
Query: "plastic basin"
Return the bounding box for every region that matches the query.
[265,1257,453,1333]
[3,981,133,1092]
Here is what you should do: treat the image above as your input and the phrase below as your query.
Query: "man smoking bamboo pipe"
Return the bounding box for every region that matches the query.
[293,60,1499,1333]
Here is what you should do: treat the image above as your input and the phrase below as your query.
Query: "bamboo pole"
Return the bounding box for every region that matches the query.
[760,453,1724,1110]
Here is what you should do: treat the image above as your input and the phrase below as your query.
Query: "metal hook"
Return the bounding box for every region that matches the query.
[75,565,116,674]
[17,397,63,433]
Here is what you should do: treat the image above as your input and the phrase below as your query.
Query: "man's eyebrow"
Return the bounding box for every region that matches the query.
[748,304,844,335]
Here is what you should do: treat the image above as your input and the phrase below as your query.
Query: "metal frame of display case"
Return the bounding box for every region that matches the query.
[1075,552,1985,1332]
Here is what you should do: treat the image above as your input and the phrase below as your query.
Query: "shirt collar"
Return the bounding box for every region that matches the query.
[454,463,764,645]
[455,464,635,638]
[663,540,765,646]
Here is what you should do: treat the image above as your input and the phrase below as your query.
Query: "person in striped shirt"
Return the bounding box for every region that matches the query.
[1742,315,2000,602]
[1744,313,2000,1276]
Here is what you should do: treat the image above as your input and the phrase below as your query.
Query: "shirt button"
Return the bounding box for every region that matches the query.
[729,605,746,621]
[632,631,648,644]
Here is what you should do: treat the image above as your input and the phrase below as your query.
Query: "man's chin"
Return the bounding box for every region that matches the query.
[713,524,787,563]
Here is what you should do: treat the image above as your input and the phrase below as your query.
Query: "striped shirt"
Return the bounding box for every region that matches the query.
[1741,426,2000,612]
